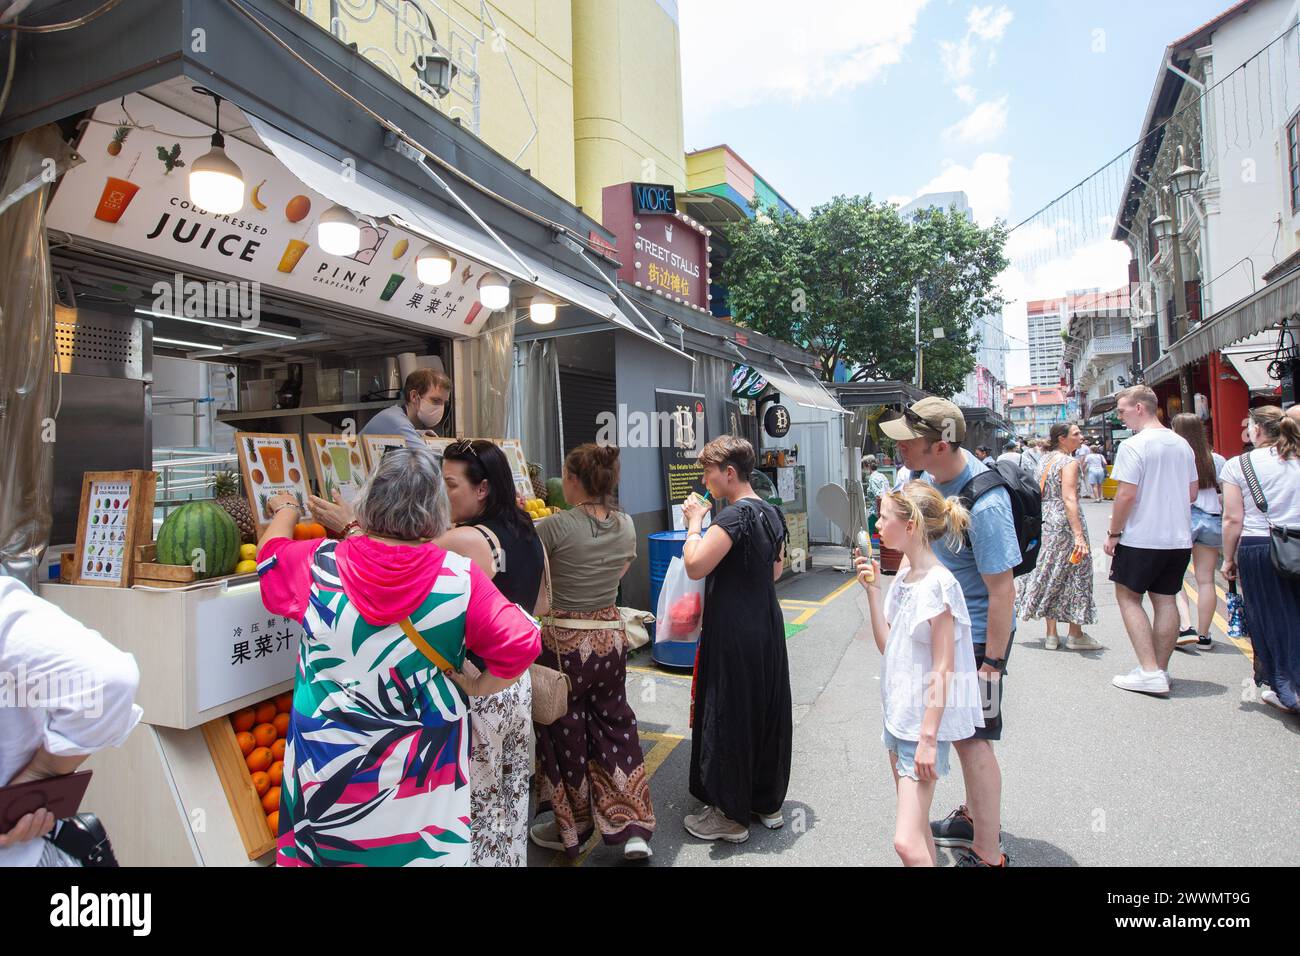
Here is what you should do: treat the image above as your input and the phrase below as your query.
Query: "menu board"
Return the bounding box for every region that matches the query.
[235,433,313,534]
[362,434,407,470]
[497,439,537,501]
[72,470,155,588]
[308,434,369,505]
[423,436,453,466]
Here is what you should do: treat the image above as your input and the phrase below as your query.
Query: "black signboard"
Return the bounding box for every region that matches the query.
[632,182,678,216]
[764,403,792,438]
[655,388,708,530]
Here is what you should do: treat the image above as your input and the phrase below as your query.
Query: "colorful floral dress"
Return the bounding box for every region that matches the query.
[1016,453,1096,626]
[257,536,539,867]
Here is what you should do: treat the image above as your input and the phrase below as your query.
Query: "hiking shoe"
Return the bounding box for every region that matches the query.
[684,806,750,843]
[1112,667,1170,696]
[930,805,975,849]
[1044,634,1060,650]
[754,809,784,830]
[957,850,1010,867]
[528,820,566,851]
[1197,634,1213,651]
[623,836,653,860]
[1065,632,1104,651]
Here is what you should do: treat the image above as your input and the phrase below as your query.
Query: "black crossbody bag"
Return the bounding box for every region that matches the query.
[1239,451,1300,580]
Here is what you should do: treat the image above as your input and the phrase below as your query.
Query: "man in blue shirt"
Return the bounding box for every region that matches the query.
[882,397,1020,868]
[360,368,451,448]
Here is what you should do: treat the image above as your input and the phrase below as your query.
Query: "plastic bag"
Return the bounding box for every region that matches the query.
[655,555,705,643]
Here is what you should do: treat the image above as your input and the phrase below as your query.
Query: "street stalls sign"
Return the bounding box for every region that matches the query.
[46,94,493,338]
[602,182,709,312]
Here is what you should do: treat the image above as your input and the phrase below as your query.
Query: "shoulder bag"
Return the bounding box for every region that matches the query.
[1239,451,1300,580]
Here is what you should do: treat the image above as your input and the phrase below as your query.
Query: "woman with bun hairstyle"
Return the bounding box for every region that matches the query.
[529,443,655,861]
[856,481,984,866]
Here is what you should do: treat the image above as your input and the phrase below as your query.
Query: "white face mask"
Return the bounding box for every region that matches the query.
[416,404,444,429]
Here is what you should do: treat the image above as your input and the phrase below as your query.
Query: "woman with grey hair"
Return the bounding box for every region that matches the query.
[257,445,540,866]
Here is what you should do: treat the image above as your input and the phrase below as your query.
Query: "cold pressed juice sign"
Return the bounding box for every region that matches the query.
[46,93,492,337]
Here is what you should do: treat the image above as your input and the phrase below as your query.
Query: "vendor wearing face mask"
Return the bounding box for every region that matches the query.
[360,368,451,447]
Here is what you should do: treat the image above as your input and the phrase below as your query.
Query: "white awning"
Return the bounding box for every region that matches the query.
[740,362,848,414]
[248,114,691,359]
[1222,344,1280,393]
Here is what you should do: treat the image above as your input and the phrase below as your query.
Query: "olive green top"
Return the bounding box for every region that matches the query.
[536,507,637,612]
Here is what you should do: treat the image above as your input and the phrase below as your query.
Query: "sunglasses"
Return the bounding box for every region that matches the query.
[447,438,486,466]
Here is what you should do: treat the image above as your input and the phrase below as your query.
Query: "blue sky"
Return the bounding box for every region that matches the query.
[678,0,1233,384]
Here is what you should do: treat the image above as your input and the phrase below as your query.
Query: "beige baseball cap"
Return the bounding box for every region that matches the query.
[880,397,967,443]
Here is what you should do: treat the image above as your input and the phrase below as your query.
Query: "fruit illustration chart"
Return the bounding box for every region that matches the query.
[308,434,369,505]
[498,439,537,501]
[82,481,132,582]
[362,434,407,471]
[423,436,452,466]
[236,433,313,531]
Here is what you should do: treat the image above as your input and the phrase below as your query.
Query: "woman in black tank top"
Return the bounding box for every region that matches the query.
[437,439,545,867]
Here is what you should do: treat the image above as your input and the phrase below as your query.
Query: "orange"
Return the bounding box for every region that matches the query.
[246,746,273,773]
[266,810,279,834]
[307,523,327,539]
[272,713,290,737]
[261,786,281,814]
[271,738,286,761]
[254,701,277,724]
[268,761,284,786]
[250,770,270,796]
[235,731,255,756]
[274,692,292,713]
[231,708,256,733]
[252,722,277,748]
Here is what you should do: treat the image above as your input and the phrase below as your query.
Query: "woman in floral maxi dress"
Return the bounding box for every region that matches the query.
[256,447,540,866]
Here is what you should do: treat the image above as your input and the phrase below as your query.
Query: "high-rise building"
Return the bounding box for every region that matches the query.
[1026,298,1065,387]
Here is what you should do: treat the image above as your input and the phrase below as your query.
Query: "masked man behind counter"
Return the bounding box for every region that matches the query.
[361,368,451,447]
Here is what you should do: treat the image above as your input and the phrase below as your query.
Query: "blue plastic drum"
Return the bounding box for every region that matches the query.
[647,530,696,668]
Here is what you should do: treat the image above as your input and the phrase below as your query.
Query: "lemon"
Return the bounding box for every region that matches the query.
[239,543,257,561]
[235,559,258,574]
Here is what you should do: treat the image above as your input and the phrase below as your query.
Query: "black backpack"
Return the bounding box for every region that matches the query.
[958,458,1042,577]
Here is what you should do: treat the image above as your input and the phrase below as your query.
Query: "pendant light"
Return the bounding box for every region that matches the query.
[477,271,511,311]
[529,291,559,324]
[318,204,362,256]
[189,88,245,215]
[415,243,454,285]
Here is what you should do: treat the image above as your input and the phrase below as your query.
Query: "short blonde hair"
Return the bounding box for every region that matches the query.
[698,435,755,481]
[881,480,971,550]
[1117,384,1158,414]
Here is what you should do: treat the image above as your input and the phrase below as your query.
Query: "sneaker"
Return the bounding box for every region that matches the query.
[623,836,653,860]
[754,809,784,830]
[1112,666,1170,696]
[930,805,975,849]
[1045,634,1060,650]
[1065,632,1104,651]
[1197,634,1213,651]
[1261,689,1299,714]
[684,806,750,844]
[1176,628,1199,647]
[957,850,1010,867]
[528,820,566,851]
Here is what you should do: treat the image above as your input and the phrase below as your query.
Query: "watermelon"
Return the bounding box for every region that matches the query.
[156,500,240,579]
[545,477,570,510]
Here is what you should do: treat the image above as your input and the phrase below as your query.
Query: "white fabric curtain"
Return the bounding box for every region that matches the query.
[521,339,561,479]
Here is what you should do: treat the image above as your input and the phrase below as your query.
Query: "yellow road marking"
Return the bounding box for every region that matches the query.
[555,731,685,867]
[1183,580,1253,661]
[626,664,691,681]
[792,607,817,626]
[779,600,821,608]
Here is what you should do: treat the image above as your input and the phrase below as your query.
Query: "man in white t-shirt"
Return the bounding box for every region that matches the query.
[1104,386,1198,696]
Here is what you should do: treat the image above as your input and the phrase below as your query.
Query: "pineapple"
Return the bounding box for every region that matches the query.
[107,125,130,156]
[213,471,256,544]
[527,462,547,500]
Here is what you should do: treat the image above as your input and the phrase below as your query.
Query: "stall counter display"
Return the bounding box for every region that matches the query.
[235,433,313,535]
[308,433,368,504]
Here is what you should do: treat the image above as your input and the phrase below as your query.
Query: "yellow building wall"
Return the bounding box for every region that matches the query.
[291,0,578,203]
[571,0,686,223]
[686,147,727,191]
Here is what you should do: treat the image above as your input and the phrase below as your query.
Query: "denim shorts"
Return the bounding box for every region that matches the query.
[1190,506,1223,547]
[882,727,952,781]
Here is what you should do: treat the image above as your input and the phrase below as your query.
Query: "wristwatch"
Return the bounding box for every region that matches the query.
[982,656,1007,671]
[1107,529,1123,539]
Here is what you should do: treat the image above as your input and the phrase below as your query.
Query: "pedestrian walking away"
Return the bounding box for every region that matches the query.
[1085,448,1108,502]
[1104,386,1198,697]
[856,482,984,866]
[1016,422,1099,650]
[681,436,792,845]
[882,398,1020,868]
[1220,407,1300,713]
[1171,414,1226,652]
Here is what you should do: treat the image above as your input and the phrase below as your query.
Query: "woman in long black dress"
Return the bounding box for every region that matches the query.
[680,436,791,844]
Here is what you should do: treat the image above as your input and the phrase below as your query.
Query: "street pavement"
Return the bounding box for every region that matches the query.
[527,502,1300,866]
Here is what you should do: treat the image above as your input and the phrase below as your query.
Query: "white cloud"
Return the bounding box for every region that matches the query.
[940,36,974,82]
[912,152,1013,224]
[680,0,931,117]
[943,96,1008,144]
[954,84,978,103]
[967,4,1014,41]
[886,193,914,206]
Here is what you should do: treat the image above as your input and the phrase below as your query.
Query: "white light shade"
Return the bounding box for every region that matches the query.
[477,271,510,310]
[415,244,453,285]
[1150,213,1174,243]
[189,143,244,214]
[317,204,362,256]
[530,292,558,324]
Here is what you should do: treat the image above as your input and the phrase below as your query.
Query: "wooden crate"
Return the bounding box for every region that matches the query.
[200,717,276,861]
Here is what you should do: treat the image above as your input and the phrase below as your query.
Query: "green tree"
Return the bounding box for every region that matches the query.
[720,195,1008,398]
